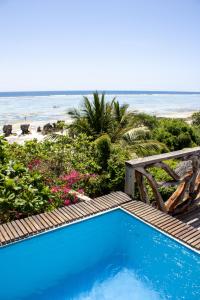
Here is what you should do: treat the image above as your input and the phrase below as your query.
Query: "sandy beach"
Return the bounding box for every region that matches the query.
[2,111,194,144]
[3,119,70,144]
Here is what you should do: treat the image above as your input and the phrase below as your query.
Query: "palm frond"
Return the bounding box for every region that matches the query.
[128,140,168,156]
[123,127,151,143]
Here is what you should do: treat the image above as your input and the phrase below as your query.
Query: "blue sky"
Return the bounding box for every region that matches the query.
[0,0,200,91]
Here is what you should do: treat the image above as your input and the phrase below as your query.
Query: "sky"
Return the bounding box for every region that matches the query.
[0,0,200,92]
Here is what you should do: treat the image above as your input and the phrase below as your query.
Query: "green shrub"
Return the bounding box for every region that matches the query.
[95,134,111,170]
[0,160,51,223]
[132,113,158,130]
[152,119,197,150]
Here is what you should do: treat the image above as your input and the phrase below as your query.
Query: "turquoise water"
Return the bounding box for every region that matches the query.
[0,209,199,299]
[0,91,200,125]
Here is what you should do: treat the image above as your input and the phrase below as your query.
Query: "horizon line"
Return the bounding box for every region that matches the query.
[0,89,200,95]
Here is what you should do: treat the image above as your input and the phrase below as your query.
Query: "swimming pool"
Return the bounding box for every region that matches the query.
[0,209,199,300]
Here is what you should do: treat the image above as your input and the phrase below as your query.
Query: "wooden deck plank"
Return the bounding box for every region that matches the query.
[99,195,118,207]
[179,228,200,240]
[104,193,129,205]
[57,208,73,221]
[6,222,19,239]
[94,196,114,208]
[0,226,9,242]
[59,207,74,220]
[150,216,175,227]
[27,216,45,232]
[53,209,70,222]
[51,211,66,224]
[10,221,24,237]
[14,220,29,236]
[126,205,154,215]
[95,197,114,209]
[145,213,171,223]
[21,217,38,233]
[63,206,80,219]
[122,201,144,209]
[168,224,190,235]
[43,212,61,226]
[32,215,49,230]
[39,214,55,228]
[19,219,33,234]
[73,203,91,216]
[0,229,5,244]
[67,206,84,219]
[89,200,107,211]
[47,211,63,224]
[77,202,97,214]
[156,217,182,228]
[1,224,15,240]
[134,207,162,218]
[186,232,200,244]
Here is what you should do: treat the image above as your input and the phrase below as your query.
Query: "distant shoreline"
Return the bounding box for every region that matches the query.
[0,89,200,97]
[0,92,199,138]
[2,110,194,145]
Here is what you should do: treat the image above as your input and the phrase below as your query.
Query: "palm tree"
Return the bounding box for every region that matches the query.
[110,101,135,142]
[67,92,168,157]
[68,92,129,141]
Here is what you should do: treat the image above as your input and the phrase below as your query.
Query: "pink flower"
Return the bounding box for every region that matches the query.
[77,189,84,194]
[64,199,71,206]
[48,198,53,203]
[51,186,60,193]
[27,159,42,170]
[73,196,78,203]
[60,170,81,186]
[63,187,71,194]
[33,159,41,166]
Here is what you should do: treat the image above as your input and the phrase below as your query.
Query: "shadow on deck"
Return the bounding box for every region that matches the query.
[175,200,200,229]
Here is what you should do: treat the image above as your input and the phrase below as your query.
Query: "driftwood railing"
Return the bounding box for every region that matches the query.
[125,147,200,214]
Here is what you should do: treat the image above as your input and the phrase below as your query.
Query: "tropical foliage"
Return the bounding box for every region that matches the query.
[152,118,198,150]
[68,92,134,142]
[1,92,200,223]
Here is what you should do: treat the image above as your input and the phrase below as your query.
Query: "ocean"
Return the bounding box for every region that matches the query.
[0,90,200,126]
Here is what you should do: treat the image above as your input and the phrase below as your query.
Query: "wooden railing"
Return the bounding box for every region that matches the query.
[125,147,200,214]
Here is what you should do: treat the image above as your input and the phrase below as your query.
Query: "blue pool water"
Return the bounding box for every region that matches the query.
[0,209,199,300]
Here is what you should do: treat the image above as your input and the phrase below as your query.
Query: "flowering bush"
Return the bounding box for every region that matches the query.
[48,170,98,207]
[28,159,42,170]
[0,134,130,223]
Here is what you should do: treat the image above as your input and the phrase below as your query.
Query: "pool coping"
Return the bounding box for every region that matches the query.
[121,201,200,253]
[0,191,131,247]
[0,191,200,253]
[120,208,200,255]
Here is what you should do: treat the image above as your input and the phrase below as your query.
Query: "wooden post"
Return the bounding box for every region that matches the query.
[125,163,135,198]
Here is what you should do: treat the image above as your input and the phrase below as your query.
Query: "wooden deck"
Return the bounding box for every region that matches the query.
[0,191,131,246]
[175,200,200,229]
[0,191,200,251]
